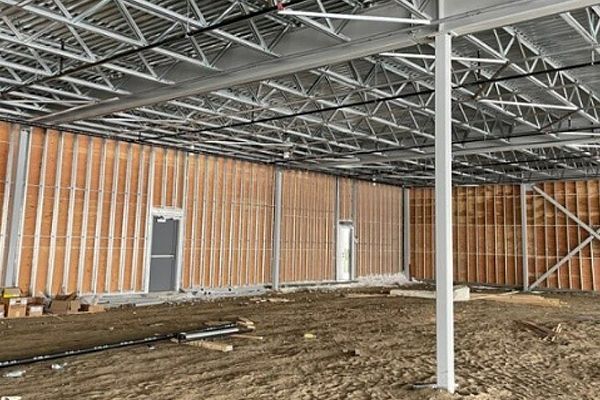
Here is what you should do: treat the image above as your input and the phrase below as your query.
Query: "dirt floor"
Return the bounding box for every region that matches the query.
[1,286,600,399]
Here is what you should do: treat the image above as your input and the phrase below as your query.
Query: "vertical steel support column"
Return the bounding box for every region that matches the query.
[435,31,455,393]
[271,168,283,290]
[47,132,65,295]
[403,188,410,280]
[4,126,32,287]
[334,177,340,280]
[520,184,529,291]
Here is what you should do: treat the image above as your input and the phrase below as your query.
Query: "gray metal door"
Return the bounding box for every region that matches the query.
[149,217,179,292]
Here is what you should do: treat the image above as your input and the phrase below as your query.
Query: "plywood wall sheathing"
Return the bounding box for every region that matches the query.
[280,170,336,283]
[525,181,600,291]
[410,185,521,287]
[354,181,403,277]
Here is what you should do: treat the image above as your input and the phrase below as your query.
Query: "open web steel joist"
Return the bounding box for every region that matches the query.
[0,0,598,186]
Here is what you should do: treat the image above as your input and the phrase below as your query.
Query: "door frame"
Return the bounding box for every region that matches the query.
[336,220,355,281]
[144,207,185,293]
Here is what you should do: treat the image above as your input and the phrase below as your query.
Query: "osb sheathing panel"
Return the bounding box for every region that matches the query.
[354,181,403,277]
[410,186,522,287]
[280,170,335,283]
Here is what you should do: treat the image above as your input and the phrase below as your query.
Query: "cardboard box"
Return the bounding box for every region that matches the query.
[2,297,28,307]
[5,304,27,318]
[27,304,44,317]
[80,304,105,313]
[50,293,80,315]
[2,297,28,318]
[2,287,21,298]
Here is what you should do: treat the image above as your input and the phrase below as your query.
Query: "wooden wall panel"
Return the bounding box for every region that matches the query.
[410,185,521,287]
[338,178,353,220]
[3,121,410,296]
[178,157,275,290]
[280,170,335,283]
[526,181,600,291]
[355,181,403,277]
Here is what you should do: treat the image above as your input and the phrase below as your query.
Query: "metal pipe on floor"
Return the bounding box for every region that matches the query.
[0,323,241,369]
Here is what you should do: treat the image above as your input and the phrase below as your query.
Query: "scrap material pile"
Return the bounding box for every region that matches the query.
[0,288,42,318]
[0,288,104,319]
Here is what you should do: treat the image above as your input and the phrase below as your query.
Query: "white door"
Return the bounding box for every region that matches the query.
[336,223,354,281]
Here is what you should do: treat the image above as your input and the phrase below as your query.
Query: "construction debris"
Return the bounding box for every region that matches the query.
[2,288,21,299]
[231,333,264,341]
[50,363,66,370]
[472,293,561,307]
[26,305,43,317]
[2,298,27,318]
[0,288,108,319]
[389,285,470,302]
[515,320,565,343]
[185,340,233,352]
[236,317,256,331]
[267,297,292,303]
[343,293,387,299]
[177,323,240,342]
[3,370,25,378]
[49,293,80,315]
[342,348,361,357]
[79,304,105,313]
[249,297,267,303]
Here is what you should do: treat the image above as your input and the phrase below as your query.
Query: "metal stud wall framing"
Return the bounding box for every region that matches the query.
[7,121,600,294]
[0,122,279,295]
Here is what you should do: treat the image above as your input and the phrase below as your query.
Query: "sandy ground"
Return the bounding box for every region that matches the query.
[0,287,599,399]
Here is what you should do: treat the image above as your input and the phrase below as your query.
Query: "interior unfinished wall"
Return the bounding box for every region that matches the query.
[4,120,600,295]
[410,182,600,291]
[354,180,403,278]
[0,123,275,296]
[278,172,404,283]
[4,121,599,295]
[525,181,600,291]
[410,185,522,287]
[0,122,405,296]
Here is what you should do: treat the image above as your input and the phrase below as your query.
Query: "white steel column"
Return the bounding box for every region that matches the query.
[271,168,283,290]
[403,188,410,280]
[435,31,455,393]
[520,184,529,291]
[3,126,32,287]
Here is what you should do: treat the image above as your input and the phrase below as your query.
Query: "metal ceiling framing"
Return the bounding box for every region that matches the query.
[0,0,599,186]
